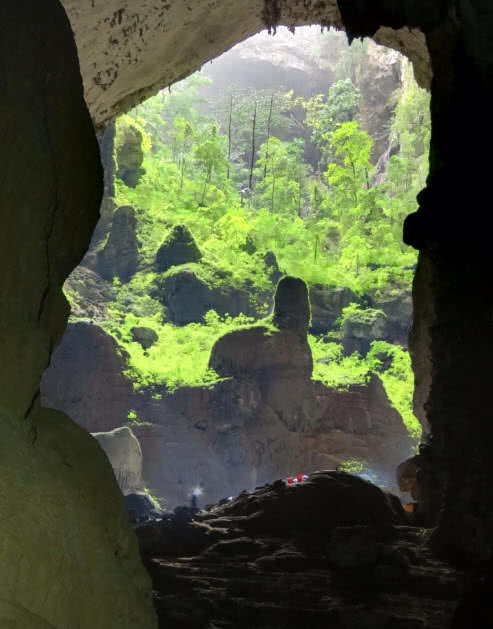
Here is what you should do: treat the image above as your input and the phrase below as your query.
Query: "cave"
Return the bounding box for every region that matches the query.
[1,1,492,627]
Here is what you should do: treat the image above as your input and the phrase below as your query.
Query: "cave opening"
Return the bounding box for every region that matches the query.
[41,26,429,513]
[5,0,493,626]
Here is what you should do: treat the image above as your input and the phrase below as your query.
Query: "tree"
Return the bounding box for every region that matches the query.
[193,124,228,205]
[255,137,306,215]
[303,79,361,169]
[325,121,373,216]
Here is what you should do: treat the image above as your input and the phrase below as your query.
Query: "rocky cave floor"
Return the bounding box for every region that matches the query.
[136,472,466,628]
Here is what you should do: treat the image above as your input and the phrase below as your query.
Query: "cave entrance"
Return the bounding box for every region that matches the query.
[41,26,429,512]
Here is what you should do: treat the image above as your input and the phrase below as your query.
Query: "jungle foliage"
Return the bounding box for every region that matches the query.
[85,51,430,439]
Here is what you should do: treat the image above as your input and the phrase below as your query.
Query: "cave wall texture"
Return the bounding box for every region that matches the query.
[2,0,493,625]
[0,2,156,627]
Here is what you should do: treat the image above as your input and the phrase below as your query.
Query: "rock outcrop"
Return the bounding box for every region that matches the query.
[92,425,145,495]
[131,326,159,349]
[59,1,430,129]
[97,205,139,282]
[155,224,202,272]
[128,280,413,507]
[63,265,115,322]
[137,473,461,628]
[41,322,133,433]
[309,284,361,335]
[153,267,270,325]
[359,39,402,162]
[342,308,388,356]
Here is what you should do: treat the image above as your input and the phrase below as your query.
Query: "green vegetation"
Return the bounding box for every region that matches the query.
[69,51,430,440]
[105,310,274,392]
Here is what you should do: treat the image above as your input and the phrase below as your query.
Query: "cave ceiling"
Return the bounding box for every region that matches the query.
[60,0,430,128]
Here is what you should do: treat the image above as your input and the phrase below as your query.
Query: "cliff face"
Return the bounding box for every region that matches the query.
[41,281,413,509]
[202,29,403,164]
[0,2,156,627]
[41,322,133,433]
[58,0,429,128]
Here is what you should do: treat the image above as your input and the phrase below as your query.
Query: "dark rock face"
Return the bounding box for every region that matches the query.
[0,2,155,626]
[137,473,461,629]
[359,40,402,162]
[98,122,116,198]
[342,308,387,356]
[41,322,132,432]
[125,492,162,523]
[131,326,159,349]
[155,224,202,272]
[97,205,139,282]
[153,268,269,325]
[372,289,413,347]
[116,122,145,187]
[273,276,311,336]
[309,284,360,335]
[132,371,413,509]
[64,265,115,322]
[127,294,412,508]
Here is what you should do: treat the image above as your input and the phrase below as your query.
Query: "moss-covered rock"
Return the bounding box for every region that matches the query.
[116,120,145,187]
[343,307,387,356]
[131,326,159,349]
[152,266,263,325]
[155,224,202,272]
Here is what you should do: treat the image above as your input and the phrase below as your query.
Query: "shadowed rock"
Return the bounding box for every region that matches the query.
[97,205,138,282]
[131,326,158,349]
[155,224,202,273]
[273,276,310,336]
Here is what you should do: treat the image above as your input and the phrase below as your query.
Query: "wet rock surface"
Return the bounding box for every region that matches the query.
[136,472,462,628]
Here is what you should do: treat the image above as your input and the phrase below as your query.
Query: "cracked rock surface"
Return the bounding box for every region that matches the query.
[137,471,462,628]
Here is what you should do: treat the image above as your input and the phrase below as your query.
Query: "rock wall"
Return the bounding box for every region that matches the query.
[0,3,156,626]
[58,0,430,128]
[41,322,132,433]
[42,279,413,509]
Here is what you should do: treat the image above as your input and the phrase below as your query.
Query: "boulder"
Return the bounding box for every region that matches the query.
[396,455,422,501]
[309,284,361,334]
[153,267,265,325]
[41,322,133,432]
[131,326,158,349]
[343,308,387,356]
[273,276,310,336]
[155,224,202,272]
[327,525,380,568]
[64,265,115,322]
[124,492,162,523]
[97,205,139,282]
[92,426,145,495]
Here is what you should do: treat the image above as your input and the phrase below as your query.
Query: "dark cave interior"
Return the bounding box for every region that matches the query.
[1,1,493,627]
